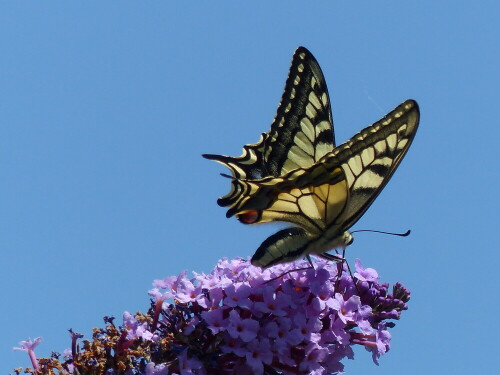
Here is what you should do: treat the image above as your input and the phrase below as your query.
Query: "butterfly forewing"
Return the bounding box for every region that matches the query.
[264,46,335,175]
[203,47,334,211]
[333,99,419,229]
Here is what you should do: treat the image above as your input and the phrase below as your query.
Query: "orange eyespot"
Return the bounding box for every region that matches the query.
[237,210,260,224]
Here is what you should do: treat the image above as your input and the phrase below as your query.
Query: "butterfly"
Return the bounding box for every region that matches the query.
[203,47,419,268]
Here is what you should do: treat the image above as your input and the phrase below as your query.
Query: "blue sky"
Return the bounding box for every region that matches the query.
[1,1,498,373]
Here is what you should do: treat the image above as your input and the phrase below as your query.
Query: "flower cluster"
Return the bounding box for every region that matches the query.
[12,257,410,375]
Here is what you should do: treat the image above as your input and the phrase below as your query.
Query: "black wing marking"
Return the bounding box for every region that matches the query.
[203,46,335,210]
[264,46,335,175]
[332,99,419,229]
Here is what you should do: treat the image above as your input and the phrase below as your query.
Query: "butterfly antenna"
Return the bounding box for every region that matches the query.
[351,229,411,237]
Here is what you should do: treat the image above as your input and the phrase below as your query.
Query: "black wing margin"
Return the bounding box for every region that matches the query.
[203,47,335,212]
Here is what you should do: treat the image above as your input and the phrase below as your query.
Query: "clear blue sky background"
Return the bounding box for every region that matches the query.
[1,2,498,373]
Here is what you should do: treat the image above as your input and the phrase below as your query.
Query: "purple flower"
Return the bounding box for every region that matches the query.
[227,309,259,342]
[146,362,169,375]
[223,282,253,308]
[152,275,178,290]
[193,271,232,290]
[265,317,302,350]
[328,293,362,324]
[291,312,322,344]
[200,308,227,334]
[175,277,203,304]
[123,311,155,341]
[254,286,292,316]
[202,286,224,309]
[178,349,204,375]
[220,335,247,357]
[355,304,374,334]
[370,322,392,364]
[354,259,379,282]
[309,275,335,312]
[323,315,350,345]
[13,257,410,373]
[13,337,42,352]
[299,342,329,374]
[245,339,273,375]
[13,337,42,370]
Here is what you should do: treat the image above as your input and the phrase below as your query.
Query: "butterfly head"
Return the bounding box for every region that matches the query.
[342,231,354,248]
[320,231,353,254]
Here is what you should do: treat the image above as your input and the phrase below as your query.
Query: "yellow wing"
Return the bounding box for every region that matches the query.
[203,46,419,268]
[203,47,335,213]
[248,100,419,267]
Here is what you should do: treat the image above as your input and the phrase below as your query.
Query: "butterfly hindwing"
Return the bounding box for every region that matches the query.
[334,99,419,229]
[251,227,313,268]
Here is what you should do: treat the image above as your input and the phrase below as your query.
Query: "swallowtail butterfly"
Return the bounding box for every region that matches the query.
[204,47,419,268]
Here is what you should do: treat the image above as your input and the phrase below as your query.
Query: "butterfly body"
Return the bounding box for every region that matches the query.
[204,47,419,268]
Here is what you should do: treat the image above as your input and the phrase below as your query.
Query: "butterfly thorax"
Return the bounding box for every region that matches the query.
[305,227,353,256]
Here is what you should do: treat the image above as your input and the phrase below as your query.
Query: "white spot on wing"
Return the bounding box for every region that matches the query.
[374,140,387,155]
[355,169,384,189]
[315,142,331,160]
[348,155,363,176]
[321,93,329,107]
[300,117,315,142]
[360,147,375,166]
[289,145,314,161]
[306,103,317,118]
[316,120,331,133]
[283,159,302,171]
[309,92,322,110]
[372,157,392,168]
[387,133,397,151]
[311,76,317,89]
[294,133,314,153]
[397,138,408,151]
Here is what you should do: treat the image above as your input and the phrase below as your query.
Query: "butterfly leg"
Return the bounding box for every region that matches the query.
[319,251,359,295]
[318,252,344,263]
[318,252,345,293]
[264,256,316,284]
